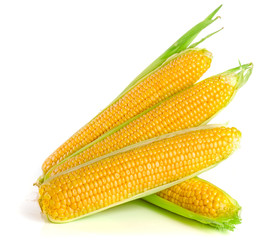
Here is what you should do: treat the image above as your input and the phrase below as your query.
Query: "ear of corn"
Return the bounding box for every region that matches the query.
[43,63,252,182]
[39,125,241,223]
[41,48,212,177]
[118,4,222,94]
[40,5,222,177]
[143,177,241,231]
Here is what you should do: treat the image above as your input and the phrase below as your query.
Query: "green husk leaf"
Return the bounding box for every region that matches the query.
[188,27,223,49]
[143,177,242,231]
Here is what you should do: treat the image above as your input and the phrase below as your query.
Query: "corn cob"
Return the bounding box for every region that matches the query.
[44,63,252,181]
[39,125,241,223]
[144,177,241,230]
[40,5,222,176]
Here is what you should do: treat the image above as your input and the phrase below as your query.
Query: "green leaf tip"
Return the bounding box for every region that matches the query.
[212,207,242,231]
[206,4,223,19]
[189,27,224,49]
[131,5,222,85]
[33,175,43,187]
[168,4,222,53]
[237,62,253,89]
[220,62,253,89]
[220,213,242,231]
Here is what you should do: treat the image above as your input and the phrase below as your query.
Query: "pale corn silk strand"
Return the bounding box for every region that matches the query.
[39,126,241,222]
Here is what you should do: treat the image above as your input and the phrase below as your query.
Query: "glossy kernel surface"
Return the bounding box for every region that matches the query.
[158,177,238,219]
[39,127,241,222]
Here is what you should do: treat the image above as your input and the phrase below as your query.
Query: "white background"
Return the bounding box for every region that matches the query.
[1,0,279,239]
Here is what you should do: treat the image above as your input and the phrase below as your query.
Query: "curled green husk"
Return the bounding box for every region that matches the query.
[143,177,242,231]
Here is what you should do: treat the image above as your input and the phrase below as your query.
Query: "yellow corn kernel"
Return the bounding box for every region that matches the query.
[42,49,212,174]
[157,177,240,220]
[39,126,241,222]
[48,69,239,178]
